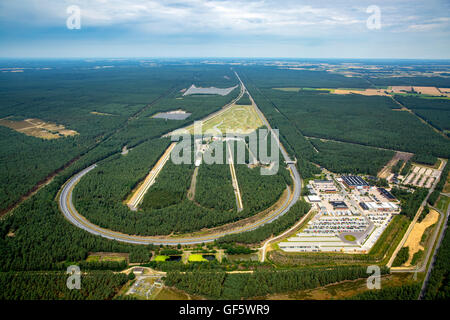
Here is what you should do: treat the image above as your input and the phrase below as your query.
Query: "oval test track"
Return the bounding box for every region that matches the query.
[58,72,303,245]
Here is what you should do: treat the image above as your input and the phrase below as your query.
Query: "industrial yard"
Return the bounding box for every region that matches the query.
[401,162,443,188]
[279,175,400,253]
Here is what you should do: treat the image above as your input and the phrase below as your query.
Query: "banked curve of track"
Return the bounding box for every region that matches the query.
[58,162,300,245]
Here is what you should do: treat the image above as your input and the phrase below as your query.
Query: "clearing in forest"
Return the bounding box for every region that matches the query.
[183,104,263,135]
[187,167,199,201]
[402,209,439,267]
[90,111,113,116]
[183,84,238,96]
[377,151,413,179]
[0,117,78,139]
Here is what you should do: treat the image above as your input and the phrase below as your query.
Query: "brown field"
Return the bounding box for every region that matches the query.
[402,209,439,267]
[391,86,413,93]
[90,111,112,116]
[413,86,442,96]
[325,86,447,97]
[0,118,78,139]
[332,88,389,96]
[438,88,450,97]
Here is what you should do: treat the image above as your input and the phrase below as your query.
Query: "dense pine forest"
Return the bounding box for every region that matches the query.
[0,271,128,300]
[394,95,450,134]
[348,283,421,300]
[391,188,429,220]
[0,63,239,213]
[309,138,394,175]
[165,266,389,299]
[424,219,450,300]
[195,163,236,211]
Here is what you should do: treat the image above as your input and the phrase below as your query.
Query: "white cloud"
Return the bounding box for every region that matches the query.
[0,0,448,37]
[0,0,376,35]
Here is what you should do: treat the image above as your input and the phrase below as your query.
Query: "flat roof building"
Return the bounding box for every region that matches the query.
[377,187,396,200]
[307,195,321,202]
[330,201,348,210]
[341,175,370,189]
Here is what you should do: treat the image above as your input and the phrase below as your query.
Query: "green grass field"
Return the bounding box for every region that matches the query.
[86,254,126,263]
[154,255,169,262]
[344,235,356,241]
[436,195,450,213]
[188,254,208,262]
[183,104,263,134]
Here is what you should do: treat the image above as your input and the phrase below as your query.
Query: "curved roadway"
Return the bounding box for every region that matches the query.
[58,72,302,245]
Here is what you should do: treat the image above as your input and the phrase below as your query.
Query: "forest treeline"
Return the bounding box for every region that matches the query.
[0,271,127,300]
[347,283,421,300]
[428,162,449,206]
[309,138,394,176]
[391,187,429,220]
[165,266,389,299]
[217,200,311,244]
[423,219,450,300]
[395,95,450,133]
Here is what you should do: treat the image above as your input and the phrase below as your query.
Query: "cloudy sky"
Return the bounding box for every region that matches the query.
[0,0,449,59]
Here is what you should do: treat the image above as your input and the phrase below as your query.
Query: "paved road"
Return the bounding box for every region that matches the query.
[419,202,449,299]
[58,72,302,245]
[259,208,313,262]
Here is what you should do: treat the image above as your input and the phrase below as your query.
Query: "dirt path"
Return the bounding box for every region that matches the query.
[228,142,244,212]
[378,151,414,179]
[187,167,199,201]
[126,142,176,210]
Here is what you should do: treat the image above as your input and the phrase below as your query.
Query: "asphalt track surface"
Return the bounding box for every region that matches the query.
[58,73,302,245]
